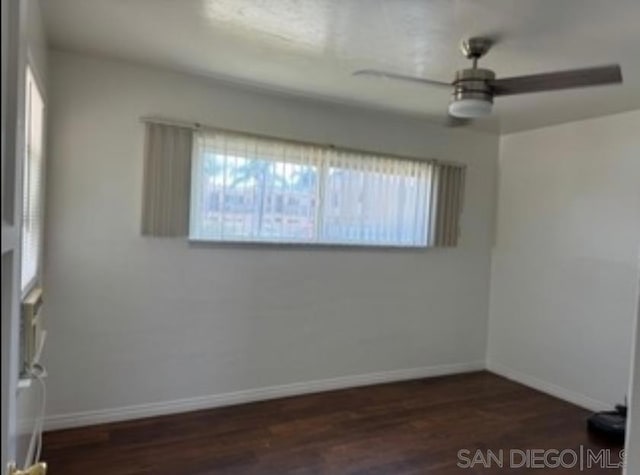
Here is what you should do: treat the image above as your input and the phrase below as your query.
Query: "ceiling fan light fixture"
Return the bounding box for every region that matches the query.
[448,67,495,118]
[448,98,493,118]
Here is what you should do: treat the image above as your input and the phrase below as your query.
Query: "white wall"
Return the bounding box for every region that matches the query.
[43,51,498,427]
[488,111,640,410]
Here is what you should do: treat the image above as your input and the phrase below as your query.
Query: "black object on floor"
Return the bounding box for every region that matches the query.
[587,405,626,442]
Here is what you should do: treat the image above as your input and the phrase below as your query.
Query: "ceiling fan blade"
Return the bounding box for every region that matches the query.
[353,69,451,88]
[490,64,622,96]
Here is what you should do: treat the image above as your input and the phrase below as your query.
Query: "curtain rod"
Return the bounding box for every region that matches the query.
[139,116,467,168]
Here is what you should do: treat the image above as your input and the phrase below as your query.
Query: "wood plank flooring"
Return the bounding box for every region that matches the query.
[42,372,623,474]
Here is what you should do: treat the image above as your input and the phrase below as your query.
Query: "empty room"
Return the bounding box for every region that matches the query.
[2,0,640,474]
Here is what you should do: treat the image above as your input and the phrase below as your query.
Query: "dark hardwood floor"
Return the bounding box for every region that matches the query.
[42,372,623,474]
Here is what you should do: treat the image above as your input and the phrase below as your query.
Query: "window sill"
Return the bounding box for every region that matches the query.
[187,237,432,251]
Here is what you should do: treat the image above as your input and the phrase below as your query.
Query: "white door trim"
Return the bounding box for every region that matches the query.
[2,0,27,471]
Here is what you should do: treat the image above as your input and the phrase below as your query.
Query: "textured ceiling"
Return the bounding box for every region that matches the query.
[42,0,640,133]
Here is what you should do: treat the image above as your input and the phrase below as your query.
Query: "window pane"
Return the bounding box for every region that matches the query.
[21,67,45,292]
[190,133,320,242]
[321,154,430,246]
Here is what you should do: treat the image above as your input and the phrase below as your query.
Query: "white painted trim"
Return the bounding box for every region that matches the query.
[487,360,610,412]
[44,361,485,431]
[622,271,640,475]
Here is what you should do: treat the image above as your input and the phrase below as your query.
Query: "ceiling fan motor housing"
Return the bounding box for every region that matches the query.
[452,68,495,103]
[449,68,495,118]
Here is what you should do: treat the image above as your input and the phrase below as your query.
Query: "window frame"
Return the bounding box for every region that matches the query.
[188,130,438,249]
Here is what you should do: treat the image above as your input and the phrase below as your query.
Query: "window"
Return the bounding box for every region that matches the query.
[142,123,465,246]
[21,67,45,292]
[189,130,452,247]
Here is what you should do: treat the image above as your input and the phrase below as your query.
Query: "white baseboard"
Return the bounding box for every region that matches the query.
[486,360,610,412]
[45,360,485,431]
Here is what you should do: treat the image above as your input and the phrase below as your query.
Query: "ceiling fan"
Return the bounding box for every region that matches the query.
[354,37,623,124]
